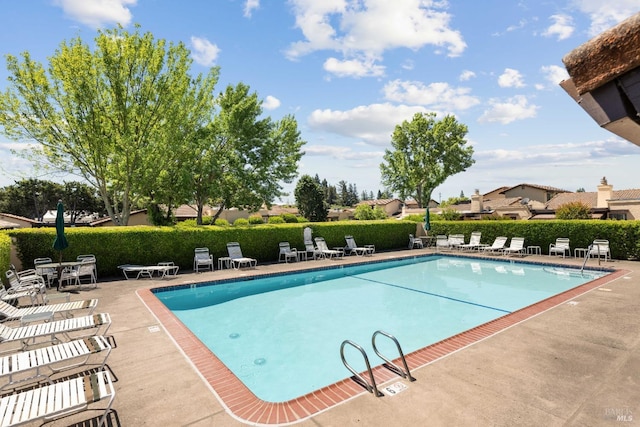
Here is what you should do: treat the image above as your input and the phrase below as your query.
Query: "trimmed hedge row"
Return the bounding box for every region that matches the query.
[428,219,640,260]
[3,219,638,285]
[3,220,417,279]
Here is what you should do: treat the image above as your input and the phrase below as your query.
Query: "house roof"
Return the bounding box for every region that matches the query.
[483,197,524,209]
[0,212,39,225]
[0,219,20,229]
[483,186,509,198]
[358,198,402,206]
[500,183,570,194]
[545,189,640,210]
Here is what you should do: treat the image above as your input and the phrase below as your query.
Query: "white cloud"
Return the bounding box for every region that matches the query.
[286,0,466,76]
[308,103,428,145]
[262,95,281,110]
[459,70,476,81]
[304,145,384,161]
[572,0,639,36]
[190,36,220,67]
[323,57,385,78]
[542,14,574,40]
[382,80,480,111]
[540,65,569,87]
[478,95,539,124]
[498,68,525,88]
[244,0,260,18]
[53,0,136,28]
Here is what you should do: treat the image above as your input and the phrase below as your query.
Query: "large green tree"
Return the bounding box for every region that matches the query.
[380,113,474,208]
[0,25,219,225]
[294,175,328,222]
[184,82,305,224]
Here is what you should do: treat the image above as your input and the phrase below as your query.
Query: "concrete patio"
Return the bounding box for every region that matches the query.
[13,248,639,426]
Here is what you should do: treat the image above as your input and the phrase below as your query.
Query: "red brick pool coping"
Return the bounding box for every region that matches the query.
[137,266,628,425]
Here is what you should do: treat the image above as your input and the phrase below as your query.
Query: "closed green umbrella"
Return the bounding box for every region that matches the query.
[53,200,68,252]
[424,206,431,232]
[52,200,68,289]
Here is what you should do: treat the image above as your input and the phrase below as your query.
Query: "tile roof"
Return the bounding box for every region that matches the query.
[483,197,524,209]
[545,192,597,209]
[501,183,570,194]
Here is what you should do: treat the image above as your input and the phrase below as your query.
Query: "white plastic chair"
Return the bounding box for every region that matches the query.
[278,242,298,263]
[193,247,214,272]
[408,234,423,249]
[549,238,571,258]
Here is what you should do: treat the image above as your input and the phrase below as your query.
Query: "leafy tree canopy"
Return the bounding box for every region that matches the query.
[380,112,474,208]
[0,24,219,225]
[556,201,591,220]
[294,175,327,222]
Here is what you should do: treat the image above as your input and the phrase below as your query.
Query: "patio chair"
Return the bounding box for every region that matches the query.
[344,235,375,256]
[408,234,423,249]
[0,335,111,391]
[59,257,97,289]
[305,241,323,260]
[0,298,98,322]
[314,237,344,259]
[0,369,115,427]
[5,270,46,304]
[227,242,258,269]
[34,257,57,288]
[77,254,98,280]
[0,287,39,307]
[435,235,451,251]
[479,236,508,254]
[589,239,611,261]
[549,237,571,258]
[278,242,299,263]
[0,312,111,351]
[193,247,214,272]
[448,234,465,250]
[458,232,484,251]
[502,237,526,257]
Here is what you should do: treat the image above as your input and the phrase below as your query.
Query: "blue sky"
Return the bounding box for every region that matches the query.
[1,0,639,204]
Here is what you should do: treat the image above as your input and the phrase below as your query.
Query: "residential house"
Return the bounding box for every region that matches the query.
[537,177,640,220]
[358,198,404,217]
[0,213,39,229]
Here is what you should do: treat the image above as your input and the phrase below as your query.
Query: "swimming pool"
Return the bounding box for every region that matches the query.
[152,255,608,403]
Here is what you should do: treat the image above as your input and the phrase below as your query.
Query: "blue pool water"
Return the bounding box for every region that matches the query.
[154,255,607,402]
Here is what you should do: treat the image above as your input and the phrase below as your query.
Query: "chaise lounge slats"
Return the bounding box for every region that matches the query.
[0,299,98,322]
[0,370,115,426]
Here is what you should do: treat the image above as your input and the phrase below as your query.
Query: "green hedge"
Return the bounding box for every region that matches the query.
[428,219,640,260]
[6,221,417,277]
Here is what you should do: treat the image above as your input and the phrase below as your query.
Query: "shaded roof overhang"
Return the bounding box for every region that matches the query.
[561,12,640,146]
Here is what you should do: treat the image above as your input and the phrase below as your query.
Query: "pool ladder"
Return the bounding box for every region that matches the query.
[340,330,416,398]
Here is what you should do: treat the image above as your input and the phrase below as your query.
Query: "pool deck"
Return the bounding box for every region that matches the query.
[18,248,640,426]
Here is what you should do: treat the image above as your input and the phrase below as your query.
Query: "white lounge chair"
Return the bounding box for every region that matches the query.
[549,237,571,258]
[227,242,257,269]
[344,236,374,256]
[193,247,214,272]
[0,335,111,391]
[448,234,465,250]
[503,237,525,256]
[435,235,450,251]
[5,270,46,304]
[458,232,484,251]
[589,239,611,261]
[305,241,323,260]
[0,288,38,308]
[0,369,115,427]
[408,234,423,249]
[0,298,98,322]
[0,313,111,351]
[479,236,508,254]
[314,237,344,259]
[278,242,299,263]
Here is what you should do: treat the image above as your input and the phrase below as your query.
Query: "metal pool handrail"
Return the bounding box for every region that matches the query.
[340,340,384,397]
[372,330,416,382]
